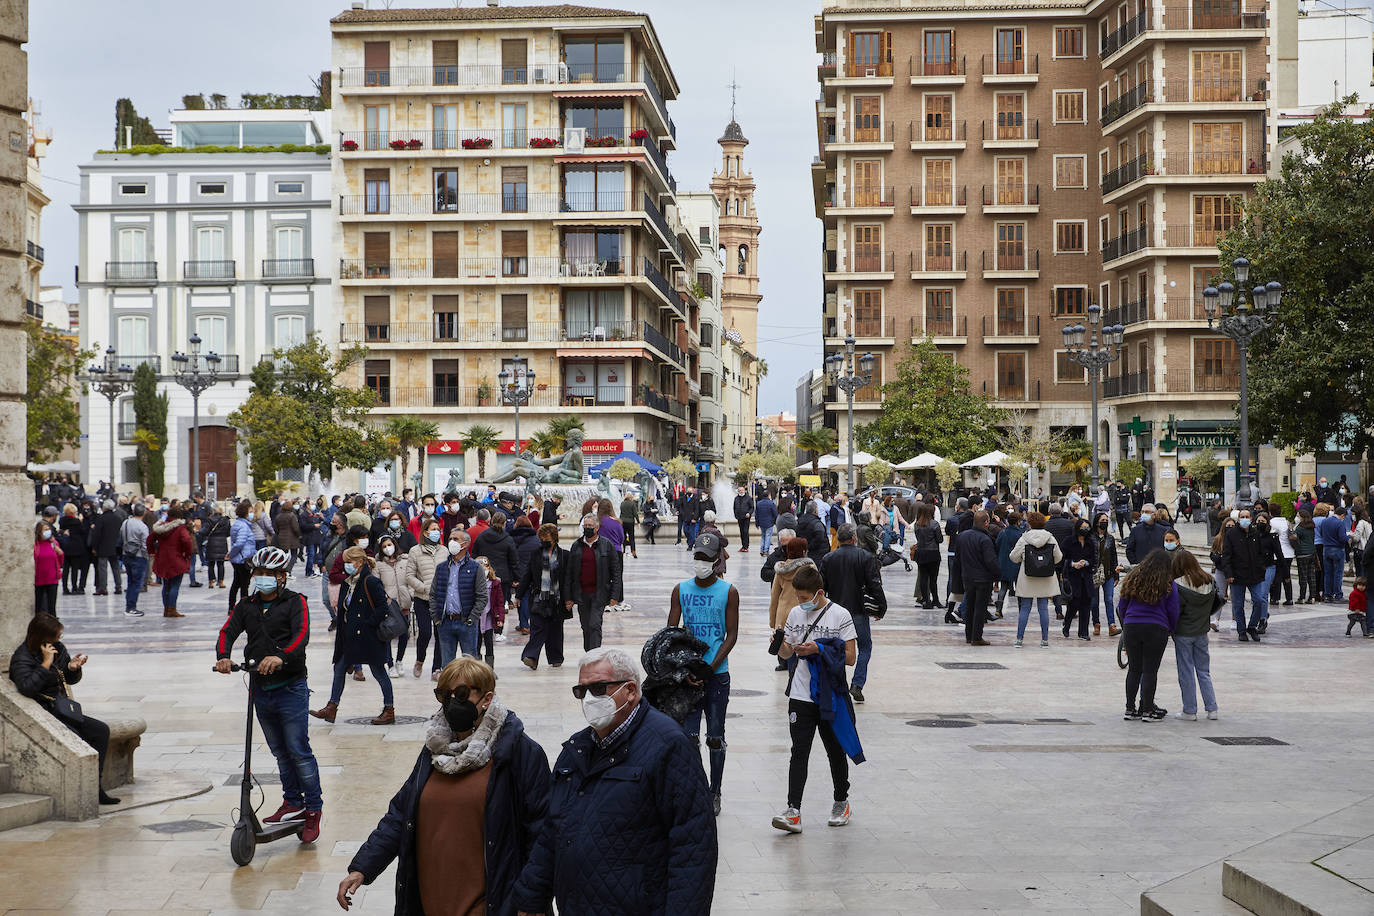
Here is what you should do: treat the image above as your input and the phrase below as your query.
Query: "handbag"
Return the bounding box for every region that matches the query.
[1093,561,1107,588]
[361,578,407,642]
[51,669,83,727]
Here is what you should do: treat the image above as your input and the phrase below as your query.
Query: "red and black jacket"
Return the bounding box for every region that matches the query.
[216,587,310,687]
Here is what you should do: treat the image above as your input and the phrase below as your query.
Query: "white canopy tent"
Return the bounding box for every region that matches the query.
[961,450,1011,468]
[796,451,880,472]
[895,452,945,470]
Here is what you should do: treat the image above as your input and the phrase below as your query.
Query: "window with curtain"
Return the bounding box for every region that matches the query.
[501,167,527,213]
[433,169,458,213]
[117,315,149,355]
[563,104,625,141]
[275,314,306,349]
[563,289,625,338]
[562,164,624,211]
[364,105,389,150]
[563,229,624,274]
[365,168,390,214]
[196,226,225,261]
[195,315,227,354]
[433,104,458,150]
[275,226,303,260]
[117,228,146,263]
[501,103,526,148]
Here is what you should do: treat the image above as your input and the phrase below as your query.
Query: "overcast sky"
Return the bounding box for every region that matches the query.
[28,0,821,416]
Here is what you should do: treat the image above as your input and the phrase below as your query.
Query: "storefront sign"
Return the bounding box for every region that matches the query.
[1177,433,1235,449]
[429,438,624,456]
[426,440,466,455]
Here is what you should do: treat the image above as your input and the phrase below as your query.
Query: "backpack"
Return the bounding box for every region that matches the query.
[1023,540,1056,578]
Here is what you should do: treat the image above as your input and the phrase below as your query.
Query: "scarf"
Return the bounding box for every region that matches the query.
[425,695,507,775]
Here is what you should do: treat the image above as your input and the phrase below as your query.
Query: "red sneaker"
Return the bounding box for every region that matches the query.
[299,809,322,843]
[263,801,305,824]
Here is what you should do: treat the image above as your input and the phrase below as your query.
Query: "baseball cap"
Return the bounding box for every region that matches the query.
[693,531,722,560]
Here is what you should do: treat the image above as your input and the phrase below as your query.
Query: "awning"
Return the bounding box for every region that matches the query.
[962,450,1011,468]
[554,154,637,164]
[552,89,642,99]
[895,452,945,470]
[588,451,664,476]
[556,347,647,359]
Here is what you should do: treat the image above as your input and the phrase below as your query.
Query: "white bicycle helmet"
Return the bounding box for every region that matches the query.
[251,546,291,571]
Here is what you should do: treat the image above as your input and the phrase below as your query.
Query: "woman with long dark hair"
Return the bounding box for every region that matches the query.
[1061,516,1097,641]
[909,503,943,609]
[1117,549,1180,721]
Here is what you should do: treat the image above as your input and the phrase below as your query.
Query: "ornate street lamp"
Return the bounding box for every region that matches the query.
[498,356,536,457]
[80,346,135,486]
[825,335,875,494]
[169,334,223,497]
[1062,304,1124,493]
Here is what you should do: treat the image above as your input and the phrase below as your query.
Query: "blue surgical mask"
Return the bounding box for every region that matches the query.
[427,530,441,543]
[1239,518,1251,529]
[1164,541,1178,551]
[798,598,818,612]
[254,575,280,593]
[389,520,401,530]
[344,562,357,575]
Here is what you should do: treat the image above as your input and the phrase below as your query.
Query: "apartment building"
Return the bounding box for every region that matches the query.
[77,108,333,496]
[23,107,49,326]
[677,191,726,477]
[330,4,702,491]
[815,0,1280,500]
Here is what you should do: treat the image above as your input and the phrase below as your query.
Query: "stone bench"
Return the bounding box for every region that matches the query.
[101,716,147,791]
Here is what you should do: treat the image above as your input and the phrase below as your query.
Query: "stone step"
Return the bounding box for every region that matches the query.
[1223,857,1374,916]
[0,763,10,793]
[0,792,54,833]
[1141,860,1256,916]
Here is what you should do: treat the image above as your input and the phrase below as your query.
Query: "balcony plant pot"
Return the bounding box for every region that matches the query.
[406,139,423,149]
[340,140,359,151]
[630,129,649,144]
[476,382,492,406]
[389,140,408,150]
[1143,161,1156,175]
[462,138,493,150]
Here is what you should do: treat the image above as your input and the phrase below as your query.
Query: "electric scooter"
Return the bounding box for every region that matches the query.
[219,660,304,865]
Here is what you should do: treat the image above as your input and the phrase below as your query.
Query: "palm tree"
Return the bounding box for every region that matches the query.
[1056,437,1094,485]
[547,414,586,452]
[384,416,440,493]
[527,429,559,458]
[130,428,161,494]
[755,358,769,381]
[460,424,502,479]
[796,427,838,476]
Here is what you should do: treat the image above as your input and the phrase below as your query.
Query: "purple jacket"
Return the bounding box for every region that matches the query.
[1118,582,1180,632]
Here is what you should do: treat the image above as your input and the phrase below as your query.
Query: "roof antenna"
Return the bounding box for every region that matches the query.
[729,67,739,123]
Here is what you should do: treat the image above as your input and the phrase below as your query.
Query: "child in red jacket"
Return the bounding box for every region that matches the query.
[1347,577,1368,637]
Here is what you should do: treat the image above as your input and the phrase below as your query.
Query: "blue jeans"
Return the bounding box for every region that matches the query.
[121,556,147,612]
[320,574,334,621]
[436,615,480,667]
[1173,634,1217,715]
[253,677,322,810]
[759,526,775,555]
[518,592,531,630]
[1323,547,1346,600]
[685,671,730,795]
[1261,565,1276,618]
[1017,596,1050,641]
[684,521,700,547]
[851,613,872,688]
[1091,577,1118,625]
[161,573,184,609]
[328,658,393,706]
[303,542,318,575]
[1231,581,1267,632]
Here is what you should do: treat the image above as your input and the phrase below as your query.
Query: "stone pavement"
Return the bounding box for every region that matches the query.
[3,539,1372,915]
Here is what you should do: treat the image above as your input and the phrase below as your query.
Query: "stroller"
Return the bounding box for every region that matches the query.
[879,546,911,571]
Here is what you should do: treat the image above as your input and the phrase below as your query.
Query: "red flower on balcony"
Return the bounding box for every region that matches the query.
[588,135,620,148]
[462,137,493,150]
[388,139,408,150]
[406,138,423,149]
[340,139,359,151]
[528,137,562,149]
[629,128,649,142]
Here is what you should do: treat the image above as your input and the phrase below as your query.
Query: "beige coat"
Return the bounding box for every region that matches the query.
[1008,528,1064,598]
[768,557,818,629]
[374,555,413,610]
[405,542,443,602]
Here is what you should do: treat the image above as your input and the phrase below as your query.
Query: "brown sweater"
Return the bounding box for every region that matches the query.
[416,763,491,916]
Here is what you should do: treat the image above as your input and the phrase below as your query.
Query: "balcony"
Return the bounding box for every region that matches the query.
[110,355,162,374]
[908,54,966,85]
[911,314,968,344]
[340,128,543,153]
[339,257,562,281]
[341,322,433,344]
[987,378,1041,403]
[1102,227,1149,263]
[827,186,895,216]
[909,119,967,150]
[841,59,894,80]
[560,191,628,213]
[183,260,236,284]
[1162,77,1268,104]
[981,183,1039,214]
[1101,9,1148,58]
[982,313,1041,344]
[818,52,836,79]
[1164,224,1228,249]
[639,257,678,310]
[1163,3,1268,30]
[262,258,316,281]
[1161,151,1266,179]
[981,53,1039,84]
[982,249,1039,279]
[826,250,896,281]
[1102,154,1148,196]
[642,321,686,366]
[642,193,686,267]
[829,121,895,150]
[1103,296,1153,327]
[24,299,41,320]
[981,118,1039,149]
[104,261,158,286]
[1101,84,1149,128]
[824,316,897,343]
[909,249,968,280]
[338,62,561,90]
[910,184,967,215]
[1103,371,1153,398]
[1194,370,1240,392]
[341,192,561,217]
[25,240,43,263]
[637,65,675,143]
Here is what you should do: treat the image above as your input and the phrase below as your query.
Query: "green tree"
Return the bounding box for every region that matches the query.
[854,339,1002,464]
[228,337,387,487]
[130,429,161,495]
[664,456,697,481]
[608,458,640,481]
[863,458,893,488]
[1117,458,1146,485]
[383,416,439,493]
[934,458,962,494]
[27,325,93,463]
[132,363,167,494]
[762,451,794,479]
[736,452,765,478]
[1056,437,1094,485]
[1000,411,1070,484]
[114,98,164,148]
[546,414,586,452]
[796,427,838,476]
[460,425,501,479]
[1181,448,1221,487]
[527,430,560,458]
[1217,97,1374,455]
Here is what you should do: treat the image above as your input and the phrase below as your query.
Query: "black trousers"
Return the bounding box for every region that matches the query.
[915,559,941,606]
[228,562,253,609]
[577,592,604,651]
[93,555,122,592]
[34,584,58,616]
[62,556,89,593]
[786,699,849,809]
[644,522,657,545]
[1063,573,1092,637]
[1123,623,1170,712]
[1270,556,1293,603]
[737,518,751,550]
[61,713,110,780]
[523,609,565,666]
[964,581,993,642]
[623,526,637,557]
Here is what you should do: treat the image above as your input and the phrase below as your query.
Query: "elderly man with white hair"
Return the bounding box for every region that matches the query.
[513,647,717,916]
[429,529,487,667]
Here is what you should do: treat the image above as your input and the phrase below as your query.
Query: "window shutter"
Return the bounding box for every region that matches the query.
[364,296,389,326]
[364,232,389,264]
[432,40,458,68]
[501,231,528,258]
[364,42,389,69]
[502,39,527,71]
[432,231,460,275]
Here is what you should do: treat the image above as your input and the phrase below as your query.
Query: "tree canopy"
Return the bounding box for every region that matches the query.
[27,325,92,464]
[1218,97,1374,454]
[132,363,167,494]
[855,339,1002,463]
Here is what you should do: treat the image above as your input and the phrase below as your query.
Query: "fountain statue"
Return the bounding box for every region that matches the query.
[442,468,463,497]
[489,428,587,490]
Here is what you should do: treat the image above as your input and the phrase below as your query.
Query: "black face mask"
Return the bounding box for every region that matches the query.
[583,528,596,540]
[444,695,482,734]
[1078,527,1090,537]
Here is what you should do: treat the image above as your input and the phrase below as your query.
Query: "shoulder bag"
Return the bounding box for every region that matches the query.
[362,576,407,642]
[50,668,83,727]
[783,603,830,694]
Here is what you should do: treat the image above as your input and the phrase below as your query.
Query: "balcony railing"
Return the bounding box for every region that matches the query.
[339,62,561,89]
[981,53,1039,76]
[1162,4,1268,30]
[1194,371,1240,392]
[563,61,633,83]
[641,257,676,306]
[643,322,685,365]
[1102,154,1148,194]
[341,192,561,216]
[844,59,894,78]
[839,121,894,144]
[910,119,967,143]
[982,183,1039,207]
[1102,227,1149,263]
[1162,296,1204,321]
[819,52,837,77]
[1159,78,1267,103]
[112,355,162,374]
[1101,83,1149,127]
[560,191,628,213]
[183,260,236,283]
[982,249,1039,272]
[25,240,43,262]
[1104,297,1153,326]
[983,313,1041,339]
[840,250,895,273]
[1103,371,1153,398]
[1162,151,1266,177]
[842,186,895,208]
[117,421,138,441]
[912,314,967,339]
[910,184,967,208]
[639,64,673,140]
[981,118,1039,142]
[105,261,158,285]
[909,54,966,77]
[852,316,895,338]
[339,257,563,280]
[642,193,686,265]
[346,320,680,347]
[340,128,550,151]
[910,250,968,273]
[1101,9,1148,56]
[262,258,315,279]
[24,299,41,320]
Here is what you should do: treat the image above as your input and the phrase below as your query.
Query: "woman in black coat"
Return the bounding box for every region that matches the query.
[1091,512,1123,637]
[1061,519,1098,641]
[58,505,91,595]
[516,523,570,671]
[310,547,395,725]
[203,510,231,588]
[8,613,120,804]
[338,658,551,916]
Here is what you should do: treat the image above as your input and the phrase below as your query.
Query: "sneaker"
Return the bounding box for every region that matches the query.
[1176,712,1198,721]
[494,632,506,642]
[413,662,423,678]
[387,664,401,679]
[827,800,851,827]
[1123,708,1141,720]
[1040,639,1049,648]
[430,670,439,681]
[299,809,321,843]
[1014,639,1023,648]
[1142,707,1168,722]
[850,686,864,703]
[264,801,306,824]
[1206,709,1219,720]
[1246,627,1261,643]
[124,608,144,618]
[712,794,722,817]
[771,806,803,834]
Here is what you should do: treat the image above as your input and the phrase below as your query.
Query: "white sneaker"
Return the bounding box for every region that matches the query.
[494,632,506,642]
[124,608,144,618]
[1040,639,1049,647]
[1206,709,1219,720]
[387,664,401,679]
[1014,639,1023,648]
[771,806,802,834]
[827,800,851,827]
[1176,712,1197,721]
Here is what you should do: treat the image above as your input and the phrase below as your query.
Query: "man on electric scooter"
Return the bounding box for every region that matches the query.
[214,546,322,842]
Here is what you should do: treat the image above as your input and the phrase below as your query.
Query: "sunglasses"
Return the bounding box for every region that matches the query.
[571,680,626,699]
[434,685,472,705]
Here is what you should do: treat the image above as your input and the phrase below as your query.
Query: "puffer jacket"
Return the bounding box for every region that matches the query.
[996,523,1025,583]
[348,710,552,916]
[148,519,195,579]
[473,526,519,583]
[404,541,443,602]
[1219,525,1267,587]
[204,515,231,563]
[511,699,717,916]
[229,517,256,564]
[794,512,830,560]
[1008,528,1064,598]
[1174,576,1221,637]
[768,557,817,629]
[374,556,413,611]
[510,526,540,583]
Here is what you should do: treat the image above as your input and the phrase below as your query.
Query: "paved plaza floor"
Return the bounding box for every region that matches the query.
[3,535,1371,915]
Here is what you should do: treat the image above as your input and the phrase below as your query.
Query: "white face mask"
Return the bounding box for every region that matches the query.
[382,545,395,557]
[448,542,464,557]
[693,559,715,579]
[582,683,628,731]
[357,538,369,550]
